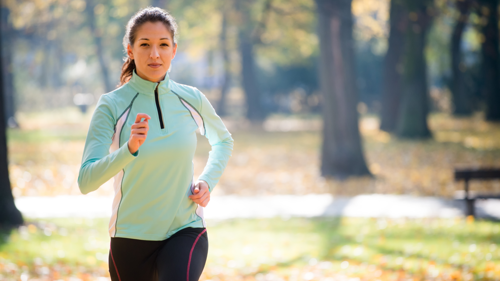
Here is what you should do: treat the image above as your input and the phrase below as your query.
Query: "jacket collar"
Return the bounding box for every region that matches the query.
[128,69,171,96]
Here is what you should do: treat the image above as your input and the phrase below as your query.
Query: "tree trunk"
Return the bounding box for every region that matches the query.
[0,7,18,128]
[380,0,407,132]
[52,41,63,88]
[315,0,371,178]
[396,1,433,139]
[235,0,265,122]
[39,39,49,89]
[86,0,113,92]
[450,0,473,116]
[479,0,500,121]
[217,6,231,117]
[0,1,23,230]
[152,0,168,8]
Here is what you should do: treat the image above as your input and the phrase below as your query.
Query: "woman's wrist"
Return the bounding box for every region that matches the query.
[128,141,138,154]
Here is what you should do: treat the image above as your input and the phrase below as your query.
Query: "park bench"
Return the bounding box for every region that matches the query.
[454,168,500,217]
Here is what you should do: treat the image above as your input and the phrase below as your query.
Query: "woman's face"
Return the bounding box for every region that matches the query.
[127,21,177,83]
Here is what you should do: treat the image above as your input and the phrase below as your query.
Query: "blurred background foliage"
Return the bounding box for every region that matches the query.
[2,0,500,208]
[2,0,500,279]
[0,0,493,122]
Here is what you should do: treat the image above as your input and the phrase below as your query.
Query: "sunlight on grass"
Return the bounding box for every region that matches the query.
[0,218,110,281]
[6,108,500,279]
[0,217,499,280]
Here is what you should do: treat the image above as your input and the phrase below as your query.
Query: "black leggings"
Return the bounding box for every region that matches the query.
[109,227,208,281]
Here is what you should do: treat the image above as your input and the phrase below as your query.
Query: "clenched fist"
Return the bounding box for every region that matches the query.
[188,180,210,207]
[128,113,151,154]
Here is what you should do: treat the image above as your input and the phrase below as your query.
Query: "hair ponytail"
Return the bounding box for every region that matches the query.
[118,7,178,87]
[120,57,136,86]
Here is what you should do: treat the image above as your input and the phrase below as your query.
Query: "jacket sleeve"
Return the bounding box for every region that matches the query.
[196,90,234,193]
[77,94,138,194]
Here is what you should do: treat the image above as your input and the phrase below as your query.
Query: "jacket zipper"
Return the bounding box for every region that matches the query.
[154,83,165,129]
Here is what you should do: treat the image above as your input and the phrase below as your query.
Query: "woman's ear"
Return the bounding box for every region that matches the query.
[127,44,134,60]
[171,43,177,60]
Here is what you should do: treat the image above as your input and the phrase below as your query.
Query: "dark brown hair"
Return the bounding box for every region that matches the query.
[118,7,178,87]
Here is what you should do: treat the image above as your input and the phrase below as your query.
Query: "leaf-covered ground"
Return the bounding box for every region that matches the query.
[7,108,500,198]
[5,108,500,280]
[0,217,499,281]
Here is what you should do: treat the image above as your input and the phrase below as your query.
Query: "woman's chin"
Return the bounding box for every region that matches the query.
[144,70,168,82]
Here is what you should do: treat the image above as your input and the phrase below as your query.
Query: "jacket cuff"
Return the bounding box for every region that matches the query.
[198,177,213,193]
[119,141,139,161]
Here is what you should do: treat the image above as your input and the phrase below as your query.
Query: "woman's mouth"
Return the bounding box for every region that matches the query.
[148,63,162,68]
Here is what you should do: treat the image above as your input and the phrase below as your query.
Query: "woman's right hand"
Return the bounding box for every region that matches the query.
[128,113,151,154]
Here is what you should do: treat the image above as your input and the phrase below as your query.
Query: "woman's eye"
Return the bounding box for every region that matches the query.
[161,43,168,46]
[140,43,148,47]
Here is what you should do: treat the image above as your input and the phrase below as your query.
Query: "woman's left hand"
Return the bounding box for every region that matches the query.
[188,180,210,207]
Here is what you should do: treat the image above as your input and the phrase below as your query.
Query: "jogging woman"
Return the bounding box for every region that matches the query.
[77,7,233,281]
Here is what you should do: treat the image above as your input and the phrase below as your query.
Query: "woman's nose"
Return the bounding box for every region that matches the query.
[150,46,160,59]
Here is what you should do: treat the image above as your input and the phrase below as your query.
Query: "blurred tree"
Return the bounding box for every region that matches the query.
[234,0,270,122]
[216,1,232,116]
[380,0,406,132]
[2,0,317,114]
[0,0,23,230]
[478,0,500,121]
[350,0,387,112]
[39,20,53,89]
[450,0,473,116]
[0,6,18,128]
[153,0,168,8]
[257,62,319,114]
[396,1,434,138]
[248,0,318,115]
[86,0,113,92]
[355,42,384,109]
[315,0,371,178]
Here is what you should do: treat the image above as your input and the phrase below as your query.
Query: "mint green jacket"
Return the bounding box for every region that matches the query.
[77,70,233,241]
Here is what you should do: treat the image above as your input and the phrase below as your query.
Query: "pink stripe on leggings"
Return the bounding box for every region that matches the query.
[110,243,122,281]
[187,228,207,281]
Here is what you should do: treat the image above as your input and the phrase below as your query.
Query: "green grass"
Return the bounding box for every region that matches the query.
[1,217,499,280]
[5,109,500,279]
